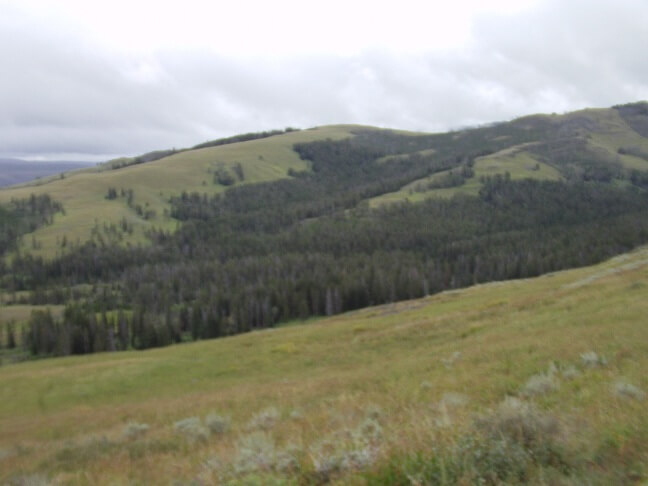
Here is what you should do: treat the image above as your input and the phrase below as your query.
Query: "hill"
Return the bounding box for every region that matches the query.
[0,125,361,257]
[1,245,646,484]
[2,105,648,259]
[1,103,648,359]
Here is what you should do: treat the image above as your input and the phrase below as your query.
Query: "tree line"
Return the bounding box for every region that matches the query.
[4,111,648,357]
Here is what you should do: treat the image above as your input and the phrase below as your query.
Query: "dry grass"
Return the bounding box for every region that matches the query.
[0,247,647,483]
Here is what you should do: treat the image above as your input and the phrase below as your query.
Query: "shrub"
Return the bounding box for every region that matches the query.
[234,432,276,474]
[310,439,346,482]
[476,397,560,452]
[122,421,150,440]
[205,412,230,434]
[561,365,580,379]
[275,445,301,473]
[465,397,566,483]
[356,417,382,442]
[310,426,381,482]
[247,406,280,430]
[289,409,303,420]
[581,351,607,368]
[364,404,383,420]
[7,474,51,486]
[459,434,532,484]
[522,373,559,396]
[439,392,469,408]
[420,380,434,390]
[174,417,210,443]
[613,381,646,401]
[441,351,462,368]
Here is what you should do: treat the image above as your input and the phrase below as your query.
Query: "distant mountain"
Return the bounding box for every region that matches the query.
[0,159,94,187]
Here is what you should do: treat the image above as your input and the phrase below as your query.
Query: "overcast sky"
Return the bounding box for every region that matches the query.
[1,0,647,161]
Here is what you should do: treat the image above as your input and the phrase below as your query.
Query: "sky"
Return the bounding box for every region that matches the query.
[1,0,647,161]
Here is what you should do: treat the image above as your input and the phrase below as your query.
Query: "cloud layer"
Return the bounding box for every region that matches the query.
[1,0,647,160]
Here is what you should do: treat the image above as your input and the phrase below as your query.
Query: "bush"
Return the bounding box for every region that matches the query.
[247,406,280,430]
[522,373,559,396]
[6,474,51,486]
[613,381,646,401]
[205,412,230,434]
[356,417,383,442]
[477,397,560,449]
[581,351,607,368]
[174,416,210,443]
[234,432,276,474]
[122,421,150,440]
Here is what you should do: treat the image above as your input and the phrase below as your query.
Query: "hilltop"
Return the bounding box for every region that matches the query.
[0,126,363,256]
[1,104,647,259]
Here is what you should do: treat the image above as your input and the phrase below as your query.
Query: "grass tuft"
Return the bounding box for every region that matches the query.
[613,381,646,401]
[174,417,210,443]
[580,351,607,368]
[6,474,51,486]
[522,372,560,396]
[247,406,281,430]
[205,412,230,435]
[234,431,276,475]
[122,421,150,440]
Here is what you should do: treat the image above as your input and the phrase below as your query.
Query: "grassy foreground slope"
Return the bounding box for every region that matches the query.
[0,126,360,258]
[1,247,647,484]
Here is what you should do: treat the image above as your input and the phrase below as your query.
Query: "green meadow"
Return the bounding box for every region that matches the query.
[369,143,562,206]
[0,126,362,258]
[1,246,646,484]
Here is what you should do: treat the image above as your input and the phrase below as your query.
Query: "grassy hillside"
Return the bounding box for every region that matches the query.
[2,105,647,258]
[371,106,648,206]
[370,143,562,206]
[0,126,362,258]
[1,246,646,484]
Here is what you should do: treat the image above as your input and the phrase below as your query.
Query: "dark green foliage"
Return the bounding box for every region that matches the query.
[615,102,648,138]
[7,113,648,356]
[233,162,245,181]
[630,170,648,189]
[192,127,300,150]
[213,165,236,186]
[5,322,16,349]
[0,194,63,256]
[109,149,182,170]
[618,146,648,161]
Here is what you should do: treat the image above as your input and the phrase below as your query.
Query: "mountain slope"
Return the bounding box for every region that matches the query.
[1,245,646,484]
[1,104,648,258]
[371,105,648,205]
[1,103,648,359]
[0,125,362,257]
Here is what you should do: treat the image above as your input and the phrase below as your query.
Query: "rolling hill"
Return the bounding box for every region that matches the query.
[0,126,362,257]
[1,103,648,483]
[1,105,647,259]
[1,103,648,359]
[0,245,646,484]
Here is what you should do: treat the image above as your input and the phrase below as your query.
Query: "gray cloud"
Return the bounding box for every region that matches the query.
[2,0,647,160]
